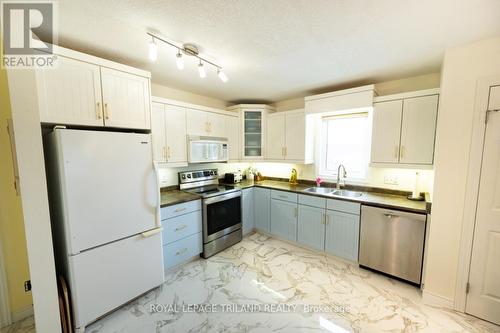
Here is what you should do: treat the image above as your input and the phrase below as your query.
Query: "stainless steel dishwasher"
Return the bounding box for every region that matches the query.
[359,205,426,285]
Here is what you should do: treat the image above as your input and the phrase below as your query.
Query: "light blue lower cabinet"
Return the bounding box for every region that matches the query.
[325,210,360,261]
[163,232,202,269]
[242,188,255,234]
[270,199,297,242]
[254,188,271,232]
[297,205,326,251]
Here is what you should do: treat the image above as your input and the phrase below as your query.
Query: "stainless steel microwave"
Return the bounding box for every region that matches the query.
[187,135,228,163]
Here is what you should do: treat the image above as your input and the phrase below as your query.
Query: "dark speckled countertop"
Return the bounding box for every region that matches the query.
[160,190,200,208]
[229,179,431,214]
[160,179,431,214]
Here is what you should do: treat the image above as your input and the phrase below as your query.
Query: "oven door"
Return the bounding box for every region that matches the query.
[203,191,242,243]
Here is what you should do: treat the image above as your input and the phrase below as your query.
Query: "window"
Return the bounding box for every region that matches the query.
[319,111,370,180]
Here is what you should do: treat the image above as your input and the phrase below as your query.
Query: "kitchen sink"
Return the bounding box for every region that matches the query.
[330,189,364,198]
[302,187,334,195]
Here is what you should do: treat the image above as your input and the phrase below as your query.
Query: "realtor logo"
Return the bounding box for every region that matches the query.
[1,1,57,68]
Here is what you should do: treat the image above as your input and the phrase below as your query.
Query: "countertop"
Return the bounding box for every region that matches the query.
[230,179,431,214]
[160,190,200,208]
[161,180,431,214]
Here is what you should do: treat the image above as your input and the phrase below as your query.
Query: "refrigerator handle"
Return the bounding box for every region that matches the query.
[153,162,162,228]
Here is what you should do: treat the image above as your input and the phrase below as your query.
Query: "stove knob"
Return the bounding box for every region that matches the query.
[210,171,214,175]
[181,175,186,179]
[187,174,191,178]
[214,171,218,175]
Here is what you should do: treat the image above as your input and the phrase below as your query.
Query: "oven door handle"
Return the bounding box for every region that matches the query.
[203,191,241,205]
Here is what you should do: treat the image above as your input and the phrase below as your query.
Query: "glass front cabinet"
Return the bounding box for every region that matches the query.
[227,104,274,160]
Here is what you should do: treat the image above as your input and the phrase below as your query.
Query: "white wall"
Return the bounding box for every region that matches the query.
[272,73,441,112]
[424,36,500,303]
[151,83,229,109]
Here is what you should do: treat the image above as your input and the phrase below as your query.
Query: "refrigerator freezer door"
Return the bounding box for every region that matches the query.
[69,230,164,329]
[54,129,158,254]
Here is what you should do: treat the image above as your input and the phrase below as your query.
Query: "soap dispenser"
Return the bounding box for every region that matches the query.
[289,168,298,185]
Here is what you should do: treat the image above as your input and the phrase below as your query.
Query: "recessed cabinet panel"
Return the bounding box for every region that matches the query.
[36,56,104,126]
[100,67,150,130]
[254,188,271,232]
[298,205,326,251]
[285,111,306,161]
[400,95,439,165]
[325,210,360,261]
[186,109,209,136]
[371,100,403,163]
[242,188,255,234]
[165,105,187,164]
[151,103,166,162]
[266,113,285,160]
[226,115,240,161]
[270,199,297,242]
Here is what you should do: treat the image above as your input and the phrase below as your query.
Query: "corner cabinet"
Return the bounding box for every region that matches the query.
[371,89,439,167]
[36,54,151,130]
[227,104,275,160]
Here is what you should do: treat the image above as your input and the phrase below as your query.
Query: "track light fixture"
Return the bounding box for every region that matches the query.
[146,32,228,82]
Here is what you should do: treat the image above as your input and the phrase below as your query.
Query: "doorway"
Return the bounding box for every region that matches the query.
[465,84,500,324]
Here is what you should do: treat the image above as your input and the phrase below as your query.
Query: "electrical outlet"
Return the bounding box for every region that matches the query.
[384,175,399,185]
[24,280,31,292]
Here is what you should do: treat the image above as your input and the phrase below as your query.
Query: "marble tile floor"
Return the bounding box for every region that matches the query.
[4,232,500,332]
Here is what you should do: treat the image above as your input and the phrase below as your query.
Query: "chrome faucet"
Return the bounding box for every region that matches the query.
[336,164,347,190]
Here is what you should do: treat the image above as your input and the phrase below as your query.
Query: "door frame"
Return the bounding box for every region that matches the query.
[0,237,12,327]
[455,75,500,312]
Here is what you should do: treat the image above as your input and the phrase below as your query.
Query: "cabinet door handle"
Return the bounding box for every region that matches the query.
[96,102,102,119]
[104,103,110,119]
[174,225,187,232]
[400,146,405,159]
[174,207,187,213]
[284,147,287,157]
[167,146,171,159]
[326,214,330,225]
[294,207,298,217]
[175,248,188,256]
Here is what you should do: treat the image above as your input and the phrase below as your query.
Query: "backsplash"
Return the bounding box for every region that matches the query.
[157,161,434,197]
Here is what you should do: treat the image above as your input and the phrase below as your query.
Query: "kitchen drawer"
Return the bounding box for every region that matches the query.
[327,199,360,215]
[161,200,201,220]
[162,210,202,245]
[271,190,297,203]
[298,194,326,209]
[163,232,202,269]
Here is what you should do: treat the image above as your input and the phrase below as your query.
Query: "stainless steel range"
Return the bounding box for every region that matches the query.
[179,169,242,258]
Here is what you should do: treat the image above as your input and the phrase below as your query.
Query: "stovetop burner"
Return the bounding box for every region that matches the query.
[178,169,240,198]
[183,184,239,198]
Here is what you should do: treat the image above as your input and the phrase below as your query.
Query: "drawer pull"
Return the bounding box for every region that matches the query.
[174,225,187,232]
[175,248,188,256]
[279,195,287,199]
[174,207,187,213]
[384,213,399,219]
[141,227,162,238]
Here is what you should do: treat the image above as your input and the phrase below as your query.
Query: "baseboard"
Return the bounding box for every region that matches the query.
[422,290,454,309]
[11,305,33,323]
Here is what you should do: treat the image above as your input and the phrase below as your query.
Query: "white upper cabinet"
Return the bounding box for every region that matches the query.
[186,109,226,137]
[225,115,240,161]
[266,113,286,160]
[151,101,187,166]
[37,47,152,130]
[37,56,104,126]
[151,102,166,162]
[371,100,403,163]
[164,105,187,164]
[400,95,439,164]
[285,110,307,161]
[186,109,208,136]
[100,67,151,130]
[371,89,439,166]
[265,109,312,163]
[227,104,274,160]
[208,112,226,137]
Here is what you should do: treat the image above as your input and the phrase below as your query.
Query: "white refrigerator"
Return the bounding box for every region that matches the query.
[45,128,164,331]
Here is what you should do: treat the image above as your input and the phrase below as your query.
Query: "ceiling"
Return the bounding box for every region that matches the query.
[51,0,500,103]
